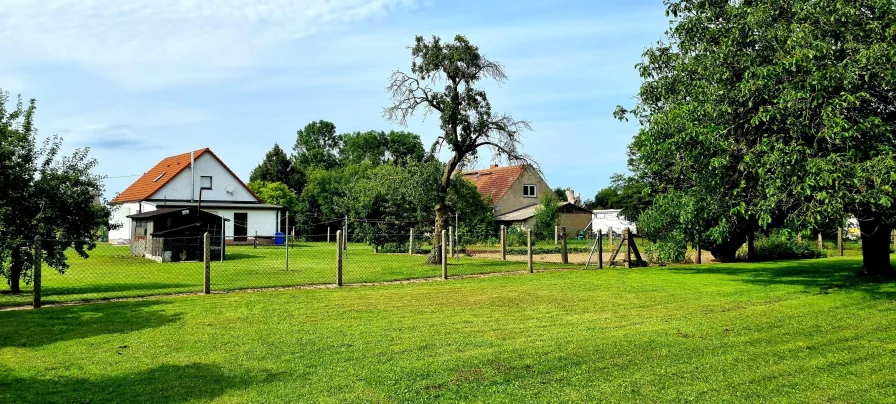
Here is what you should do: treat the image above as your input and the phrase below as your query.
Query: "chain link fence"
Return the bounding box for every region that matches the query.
[0,228,582,309]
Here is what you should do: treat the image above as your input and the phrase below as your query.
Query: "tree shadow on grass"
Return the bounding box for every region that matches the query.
[0,300,182,348]
[666,258,896,299]
[0,363,279,404]
[43,282,198,297]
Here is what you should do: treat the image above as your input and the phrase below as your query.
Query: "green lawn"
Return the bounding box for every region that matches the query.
[0,242,576,308]
[1,255,894,402]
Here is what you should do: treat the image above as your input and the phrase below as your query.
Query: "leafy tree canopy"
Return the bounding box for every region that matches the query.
[340,130,426,166]
[0,90,113,292]
[533,191,561,241]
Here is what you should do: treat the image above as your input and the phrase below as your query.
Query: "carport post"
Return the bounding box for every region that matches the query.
[203,232,211,294]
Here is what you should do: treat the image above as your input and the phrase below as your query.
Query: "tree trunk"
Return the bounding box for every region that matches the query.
[8,245,22,294]
[710,234,746,262]
[858,215,894,278]
[428,154,462,265]
[427,200,450,264]
[746,231,756,262]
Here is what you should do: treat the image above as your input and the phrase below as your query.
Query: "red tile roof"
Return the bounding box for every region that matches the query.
[111,148,260,204]
[461,165,527,203]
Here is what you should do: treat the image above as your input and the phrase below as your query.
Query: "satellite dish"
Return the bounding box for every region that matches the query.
[225,184,235,194]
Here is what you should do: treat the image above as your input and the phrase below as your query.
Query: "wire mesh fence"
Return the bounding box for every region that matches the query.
[3,227,886,309]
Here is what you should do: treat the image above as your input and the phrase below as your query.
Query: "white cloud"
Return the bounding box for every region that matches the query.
[0,0,418,91]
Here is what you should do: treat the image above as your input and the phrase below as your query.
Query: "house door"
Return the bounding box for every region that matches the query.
[234,212,248,242]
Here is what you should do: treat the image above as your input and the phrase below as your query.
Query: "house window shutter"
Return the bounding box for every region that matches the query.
[200,176,212,190]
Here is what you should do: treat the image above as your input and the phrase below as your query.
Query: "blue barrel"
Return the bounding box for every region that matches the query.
[274,232,286,245]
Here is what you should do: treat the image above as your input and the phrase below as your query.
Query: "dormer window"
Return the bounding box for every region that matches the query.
[153,172,166,183]
[200,176,212,190]
[523,184,536,198]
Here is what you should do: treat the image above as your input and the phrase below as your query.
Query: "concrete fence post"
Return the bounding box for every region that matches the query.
[203,232,211,294]
[527,229,534,273]
[554,226,559,245]
[837,228,844,256]
[500,225,507,261]
[336,230,343,286]
[409,228,415,255]
[818,232,823,250]
[449,226,454,259]
[33,236,42,309]
[327,227,331,243]
[560,226,568,265]
[441,230,448,280]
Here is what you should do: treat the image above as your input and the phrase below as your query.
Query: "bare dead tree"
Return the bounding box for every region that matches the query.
[384,34,533,264]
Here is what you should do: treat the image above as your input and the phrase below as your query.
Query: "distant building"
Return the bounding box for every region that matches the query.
[462,164,589,236]
[592,209,638,236]
[108,148,282,244]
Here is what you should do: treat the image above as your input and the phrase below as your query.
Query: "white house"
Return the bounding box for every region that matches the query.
[108,148,282,243]
[592,209,638,236]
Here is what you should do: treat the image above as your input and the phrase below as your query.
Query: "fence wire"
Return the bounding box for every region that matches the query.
[1,230,878,309]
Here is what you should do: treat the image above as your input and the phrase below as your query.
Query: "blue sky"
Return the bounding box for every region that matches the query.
[0,0,669,201]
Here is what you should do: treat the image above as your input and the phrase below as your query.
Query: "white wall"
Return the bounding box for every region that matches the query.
[204,209,280,238]
[153,152,258,202]
[108,202,157,241]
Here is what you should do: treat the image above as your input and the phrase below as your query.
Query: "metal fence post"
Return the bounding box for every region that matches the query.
[409,228,414,255]
[527,229,533,273]
[500,225,507,261]
[203,232,210,294]
[336,230,343,286]
[560,226,568,264]
[441,230,448,280]
[33,236,42,308]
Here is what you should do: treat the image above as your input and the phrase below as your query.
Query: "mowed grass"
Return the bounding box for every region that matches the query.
[1,255,895,402]
[0,242,576,307]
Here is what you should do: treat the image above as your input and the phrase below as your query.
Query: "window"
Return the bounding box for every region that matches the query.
[523,184,536,197]
[200,176,212,190]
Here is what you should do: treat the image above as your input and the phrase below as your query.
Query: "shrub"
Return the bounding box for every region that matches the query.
[736,237,827,261]
[642,233,687,265]
[505,227,534,247]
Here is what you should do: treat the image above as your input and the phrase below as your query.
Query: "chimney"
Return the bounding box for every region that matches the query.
[490,163,499,169]
[565,189,576,204]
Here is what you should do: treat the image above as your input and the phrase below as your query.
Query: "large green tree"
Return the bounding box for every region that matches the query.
[340,130,426,166]
[384,35,532,264]
[249,144,300,190]
[294,120,342,172]
[0,90,113,293]
[617,0,896,274]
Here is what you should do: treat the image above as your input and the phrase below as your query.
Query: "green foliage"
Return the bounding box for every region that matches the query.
[736,237,827,261]
[247,181,299,214]
[504,227,532,247]
[533,192,560,241]
[293,120,342,171]
[0,89,113,292]
[340,130,426,166]
[248,144,299,190]
[589,186,620,210]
